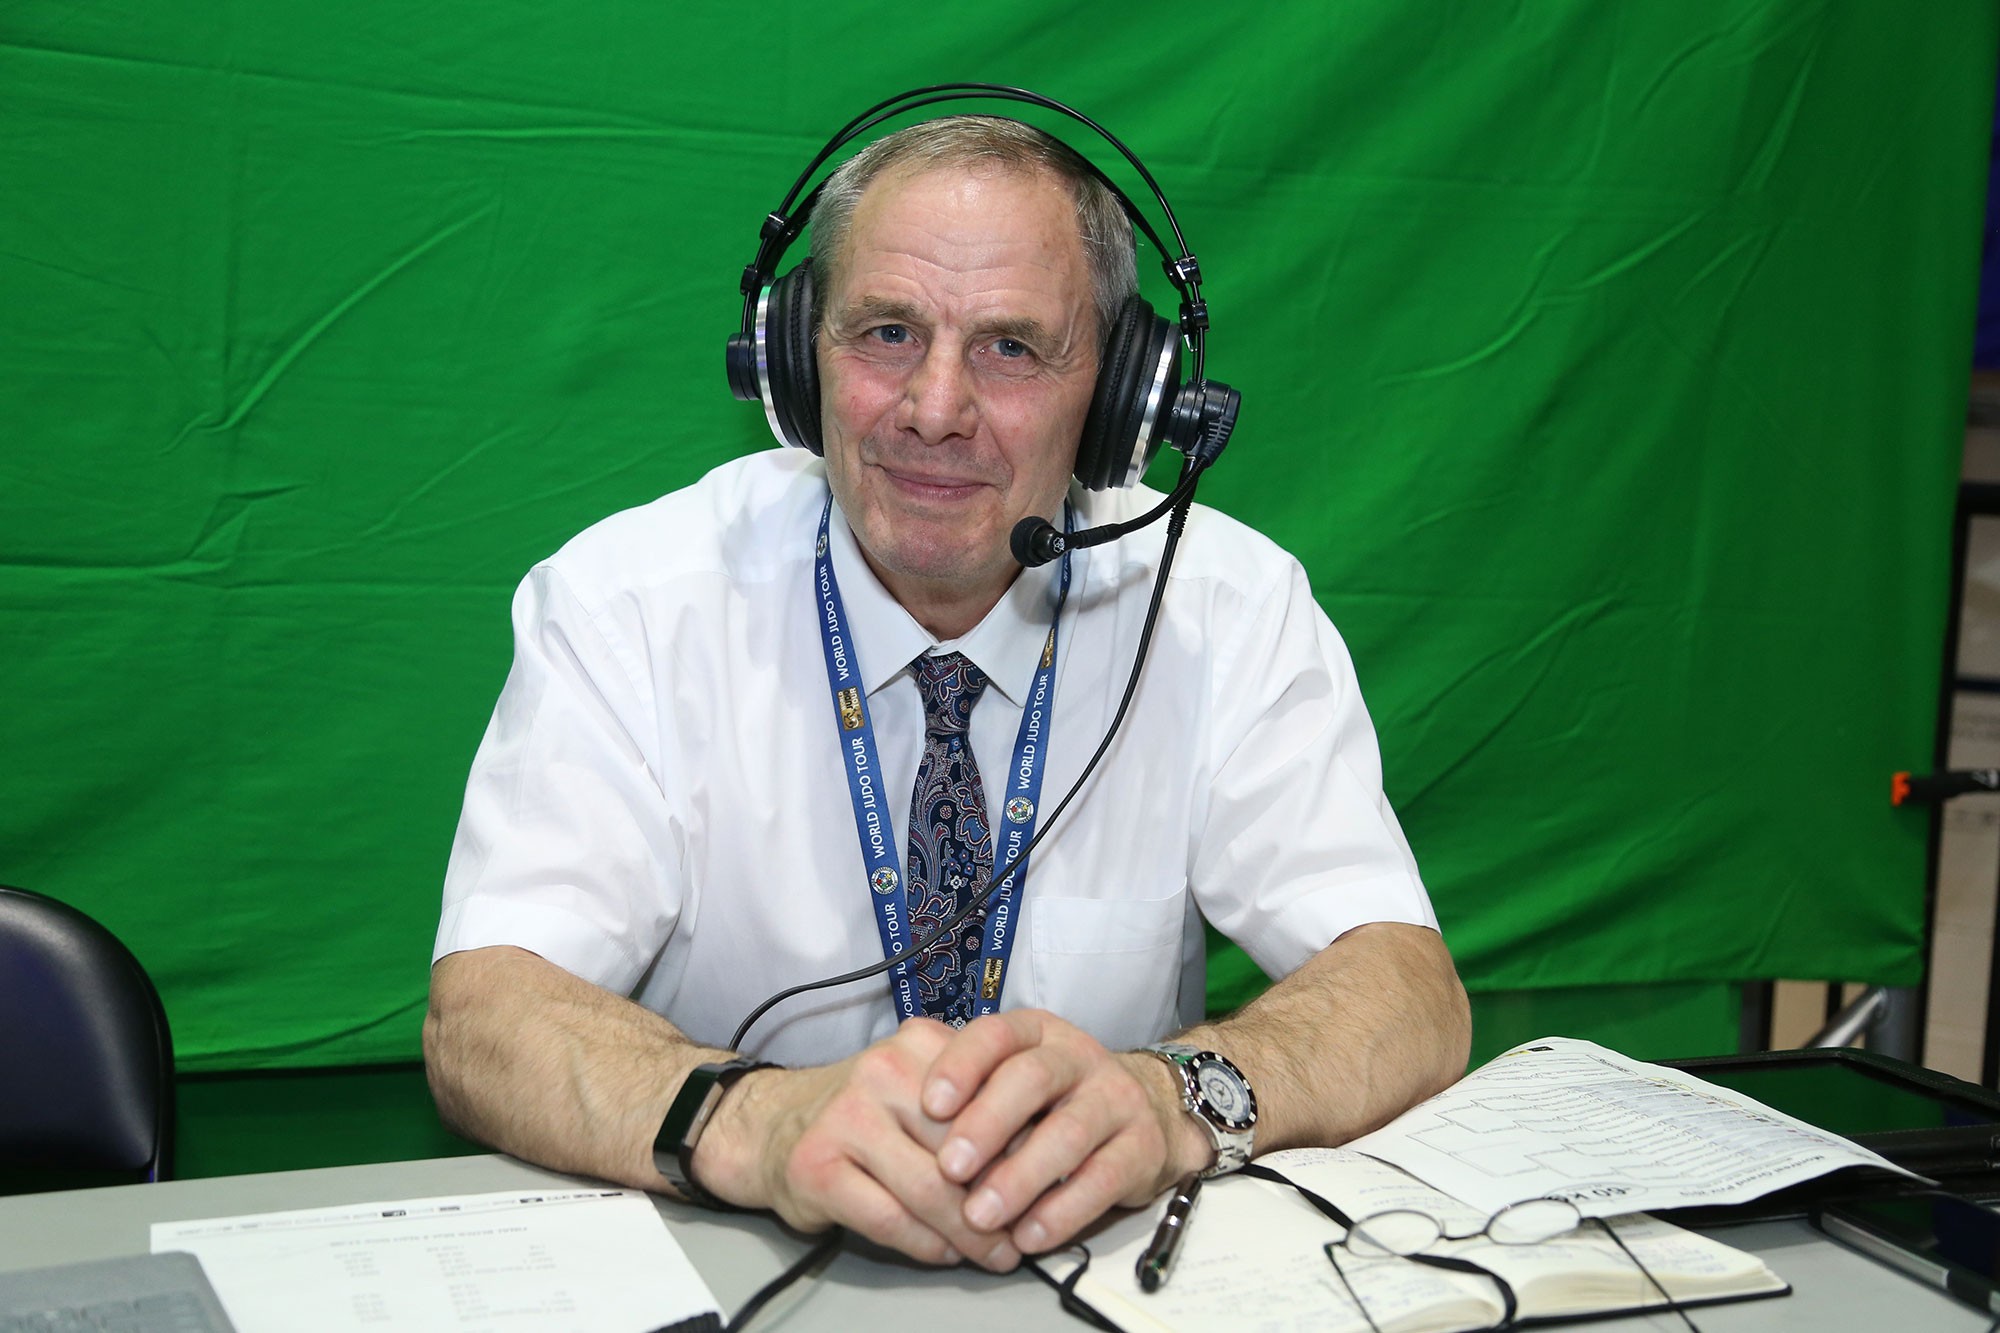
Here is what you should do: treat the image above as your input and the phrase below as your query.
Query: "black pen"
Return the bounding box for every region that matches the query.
[1136,1172,1203,1292]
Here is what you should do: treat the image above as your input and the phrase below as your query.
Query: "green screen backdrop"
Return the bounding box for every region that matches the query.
[2,3,1992,1070]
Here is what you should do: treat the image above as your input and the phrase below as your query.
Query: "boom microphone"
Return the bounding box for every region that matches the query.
[1010,447,1220,568]
[1010,516,1086,567]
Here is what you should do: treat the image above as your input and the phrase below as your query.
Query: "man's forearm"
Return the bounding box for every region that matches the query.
[1172,921,1469,1159]
[424,945,729,1192]
[424,946,1020,1268]
[425,925,1467,1267]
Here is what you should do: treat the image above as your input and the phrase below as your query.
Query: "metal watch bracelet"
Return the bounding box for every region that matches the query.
[1142,1042,1258,1177]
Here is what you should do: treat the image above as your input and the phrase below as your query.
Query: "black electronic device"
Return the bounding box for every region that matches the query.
[1812,1192,2000,1314]
[723,83,1240,496]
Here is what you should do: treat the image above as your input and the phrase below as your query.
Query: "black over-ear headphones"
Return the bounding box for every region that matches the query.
[724,84,1239,496]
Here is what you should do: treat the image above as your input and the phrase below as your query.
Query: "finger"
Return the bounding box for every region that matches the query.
[940,1035,1098,1185]
[862,1022,956,1152]
[792,1121,1020,1270]
[896,1015,959,1053]
[922,1009,1044,1120]
[1007,1130,1159,1254]
[780,1036,1018,1271]
[961,1083,1131,1232]
[814,1160,965,1267]
[848,1119,1024,1272]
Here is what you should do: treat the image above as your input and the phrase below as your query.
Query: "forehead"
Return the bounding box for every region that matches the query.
[829,163,1091,318]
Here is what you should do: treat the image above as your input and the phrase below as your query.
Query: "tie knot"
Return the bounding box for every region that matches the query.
[910,652,988,736]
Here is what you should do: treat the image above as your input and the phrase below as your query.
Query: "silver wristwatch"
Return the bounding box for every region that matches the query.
[1142,1042,1257,1177]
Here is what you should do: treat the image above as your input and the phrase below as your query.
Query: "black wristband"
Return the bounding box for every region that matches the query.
[653,1057,777,1210]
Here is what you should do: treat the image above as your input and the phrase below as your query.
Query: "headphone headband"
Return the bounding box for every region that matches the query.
[725,85,1237,490]
[738,84,1210,377]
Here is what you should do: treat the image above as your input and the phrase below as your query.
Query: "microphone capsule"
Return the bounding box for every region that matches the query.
[1010,517,1066,568]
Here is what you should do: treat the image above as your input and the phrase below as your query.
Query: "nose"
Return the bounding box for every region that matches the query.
[899,344,977,444]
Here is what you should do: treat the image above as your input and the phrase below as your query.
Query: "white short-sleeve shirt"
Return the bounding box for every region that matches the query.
[434,450,1436,1064]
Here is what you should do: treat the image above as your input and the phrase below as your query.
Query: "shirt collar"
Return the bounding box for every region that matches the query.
[826,496,1065,708]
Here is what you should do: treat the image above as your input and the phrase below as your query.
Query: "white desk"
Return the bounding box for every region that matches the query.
[0,1153,1987,1330]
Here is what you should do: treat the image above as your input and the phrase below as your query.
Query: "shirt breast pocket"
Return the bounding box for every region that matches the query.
[1026,890,1187,1052]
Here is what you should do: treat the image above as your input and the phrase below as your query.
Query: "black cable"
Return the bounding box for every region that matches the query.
[729,465,1204,1051]
[1027,452,1211,564]
[720,1229,844,1333]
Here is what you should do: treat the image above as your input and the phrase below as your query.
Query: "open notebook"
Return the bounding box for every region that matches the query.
[1035,1147,1788,1333]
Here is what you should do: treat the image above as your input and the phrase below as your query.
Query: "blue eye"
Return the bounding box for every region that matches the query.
[872,325,910,345]
[994,338,1028,359]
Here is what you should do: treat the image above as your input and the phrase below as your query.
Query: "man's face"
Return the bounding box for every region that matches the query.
[817,164,1098,635]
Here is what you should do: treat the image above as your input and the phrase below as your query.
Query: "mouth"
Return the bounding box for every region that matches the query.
[877,463,992,503]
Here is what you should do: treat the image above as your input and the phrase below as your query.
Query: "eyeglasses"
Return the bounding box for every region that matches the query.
[1339,1197,1584,1256]
[1236,1164,1701,1333]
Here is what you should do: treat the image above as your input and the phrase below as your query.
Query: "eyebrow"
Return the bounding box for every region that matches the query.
[827,294,1067,355]
[828,294,925,333]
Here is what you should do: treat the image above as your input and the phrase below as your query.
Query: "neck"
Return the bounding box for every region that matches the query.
[865,557,1016,642]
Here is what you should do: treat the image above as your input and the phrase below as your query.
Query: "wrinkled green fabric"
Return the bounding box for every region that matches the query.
[1,2,1989,1068]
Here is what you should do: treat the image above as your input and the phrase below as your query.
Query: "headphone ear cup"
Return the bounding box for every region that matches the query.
[762,261,824,453]
[1075,295,1181,489]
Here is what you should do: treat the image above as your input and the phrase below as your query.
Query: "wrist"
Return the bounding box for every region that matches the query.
[1125,1052,1220,1182]
[691,1066,791,1209]
[660,1060,779,1209]
[1136,1042,1259,1179]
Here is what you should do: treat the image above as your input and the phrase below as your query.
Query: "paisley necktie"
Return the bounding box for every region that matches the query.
[905,652,992,1025]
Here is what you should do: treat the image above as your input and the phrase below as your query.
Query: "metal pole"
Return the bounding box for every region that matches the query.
[1866,986,1922,1062]
[1807,987,1886,1049]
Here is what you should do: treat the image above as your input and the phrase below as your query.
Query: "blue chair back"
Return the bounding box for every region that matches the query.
[0,886,174,1181]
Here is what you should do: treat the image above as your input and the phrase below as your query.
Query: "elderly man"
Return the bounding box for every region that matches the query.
[425,110,1468,1274]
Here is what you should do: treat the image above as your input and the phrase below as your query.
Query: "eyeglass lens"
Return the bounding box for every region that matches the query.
[1347,1198,1581,1257]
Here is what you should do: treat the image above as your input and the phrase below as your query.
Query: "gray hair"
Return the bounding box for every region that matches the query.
[806,115,1139,343]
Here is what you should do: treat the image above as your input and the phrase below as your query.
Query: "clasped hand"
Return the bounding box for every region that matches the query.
[715,1010,1198,1271]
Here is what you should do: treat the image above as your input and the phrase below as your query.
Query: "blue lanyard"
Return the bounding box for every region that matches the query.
[813,497,1070,1023]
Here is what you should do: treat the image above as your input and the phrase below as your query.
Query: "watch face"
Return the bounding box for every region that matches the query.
[1195,1058,1255,1129]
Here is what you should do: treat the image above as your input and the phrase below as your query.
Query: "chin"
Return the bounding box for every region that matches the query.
[878,541,999,587]
[861,505,985,562]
